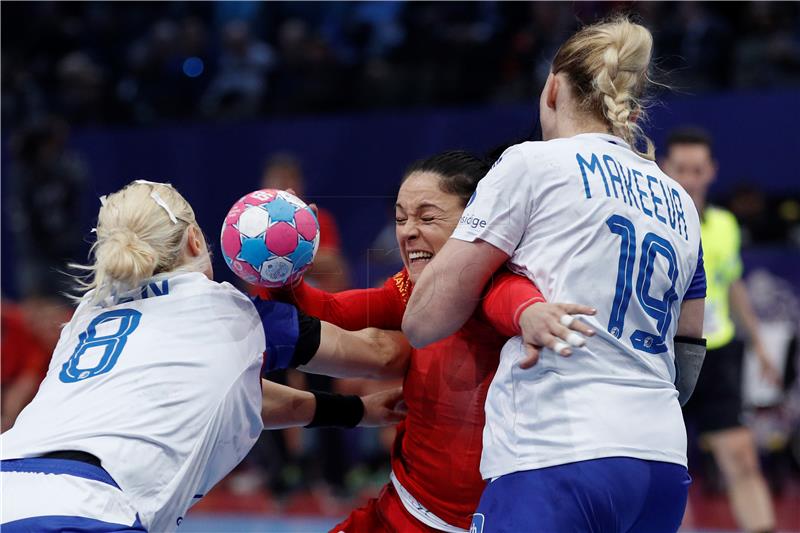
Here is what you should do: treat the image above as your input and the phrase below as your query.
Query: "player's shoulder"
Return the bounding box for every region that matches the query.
[142,272,240,307]
[490,140,557,179]
[501,139,560,160]
[386,269,412,306]
[508,137,601,168]
[168,271,241,297]
[203,278,260,317]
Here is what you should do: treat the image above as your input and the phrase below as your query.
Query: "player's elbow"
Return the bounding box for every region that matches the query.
[401,314,434,349]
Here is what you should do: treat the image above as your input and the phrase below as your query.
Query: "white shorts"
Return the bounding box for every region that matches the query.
[1,457,145,532]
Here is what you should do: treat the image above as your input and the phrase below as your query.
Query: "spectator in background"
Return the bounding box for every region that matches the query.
[261,153,350,292]
[7,117,87,300]
[55,52,108,125]
[269,17,349,113]
[123,18,206,122]
[2,2,800,129]
[202,19,275,120]
[733,2,800,89]
[727,184,791,245]
[1,54,47,127]
[663,127,777,533]
[1,300,48,432]
[658,2,734,90]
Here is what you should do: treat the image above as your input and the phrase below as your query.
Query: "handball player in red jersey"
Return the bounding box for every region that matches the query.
[260,151,594,532]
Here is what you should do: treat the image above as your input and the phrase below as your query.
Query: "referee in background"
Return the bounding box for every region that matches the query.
[663,127,777,533]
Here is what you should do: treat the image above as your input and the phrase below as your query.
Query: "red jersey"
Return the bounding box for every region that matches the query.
[1,302,48,385]
[264,270,542,529]
[316,207,341,251]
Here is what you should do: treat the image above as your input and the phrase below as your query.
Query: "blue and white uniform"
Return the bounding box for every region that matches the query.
[1,272,301,532]
[453,133,706,533]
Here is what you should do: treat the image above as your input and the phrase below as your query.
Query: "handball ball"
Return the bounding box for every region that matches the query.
[220,189,320,288]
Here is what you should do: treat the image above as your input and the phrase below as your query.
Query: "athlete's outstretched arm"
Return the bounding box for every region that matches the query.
[403,238,509,348]
[253,299,410,379]
[261,380,406,429]
[261,380,316,429]
[299,323,410,379]
[259,275,406,331]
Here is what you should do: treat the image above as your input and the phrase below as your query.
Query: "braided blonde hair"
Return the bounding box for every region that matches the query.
[552,16,655,159]
[71,181,208,304]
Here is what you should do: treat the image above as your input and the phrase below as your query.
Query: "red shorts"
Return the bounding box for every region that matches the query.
[330,483,444,533]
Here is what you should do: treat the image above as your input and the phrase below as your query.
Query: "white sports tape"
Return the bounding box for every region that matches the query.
[552,341,570,354]
[566,332,586,347]
[133,180,179,224]
[149,190,178,224]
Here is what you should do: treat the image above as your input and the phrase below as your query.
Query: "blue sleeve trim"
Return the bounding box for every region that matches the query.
[684,242,707,300]
[251,299,300,373]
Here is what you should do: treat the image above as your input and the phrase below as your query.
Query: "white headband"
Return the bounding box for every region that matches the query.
[94,180,182,234]
[134,180,179,224]
[92,195,108,233]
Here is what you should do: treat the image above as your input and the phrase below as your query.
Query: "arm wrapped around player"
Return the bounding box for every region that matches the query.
[261,380,406,429]
[479,269,598,368]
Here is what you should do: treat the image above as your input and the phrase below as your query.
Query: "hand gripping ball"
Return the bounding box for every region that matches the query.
[220,189,320,287]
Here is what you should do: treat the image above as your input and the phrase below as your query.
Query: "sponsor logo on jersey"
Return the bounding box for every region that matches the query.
[459,214,487,229]
[466,191,477,207]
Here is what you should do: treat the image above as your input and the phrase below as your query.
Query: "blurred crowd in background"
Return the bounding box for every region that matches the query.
[3,1,800,127]
[2,0,800,526]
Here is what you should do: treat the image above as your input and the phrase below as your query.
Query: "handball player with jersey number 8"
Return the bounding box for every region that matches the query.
[1,181,410,533]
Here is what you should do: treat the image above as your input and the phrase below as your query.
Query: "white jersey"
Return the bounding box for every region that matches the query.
[452,133,703,479]
[1,272,266,532]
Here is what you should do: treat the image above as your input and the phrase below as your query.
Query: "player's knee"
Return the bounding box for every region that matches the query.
[720,434,761,480]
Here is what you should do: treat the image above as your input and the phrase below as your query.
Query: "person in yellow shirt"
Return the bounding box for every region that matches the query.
[663,128,777,533]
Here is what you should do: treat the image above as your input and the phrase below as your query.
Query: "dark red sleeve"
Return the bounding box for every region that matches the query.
[478,270,545,337]
[261,271,408,331]
[316,208,342,251]
[1,306,48,383]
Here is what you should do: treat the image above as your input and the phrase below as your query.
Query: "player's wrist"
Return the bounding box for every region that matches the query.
[514,297,547,333]
[305,391,364,428]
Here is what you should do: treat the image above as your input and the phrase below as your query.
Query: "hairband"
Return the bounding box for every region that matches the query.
[134,180,179,224]
[95,180,184,234]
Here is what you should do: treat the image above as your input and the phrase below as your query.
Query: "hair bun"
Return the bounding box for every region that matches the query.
[95,227,159,289]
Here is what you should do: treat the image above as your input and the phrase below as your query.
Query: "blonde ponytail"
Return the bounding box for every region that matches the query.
[552,16,656,159]
[71,181,207,304]
[93,228,159,293]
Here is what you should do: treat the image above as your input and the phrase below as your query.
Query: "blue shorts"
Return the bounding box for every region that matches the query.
[471,457,690,533]
[1,458,147,532]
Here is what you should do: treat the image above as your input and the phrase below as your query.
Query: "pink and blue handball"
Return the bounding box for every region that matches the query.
[221,189,320,287]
